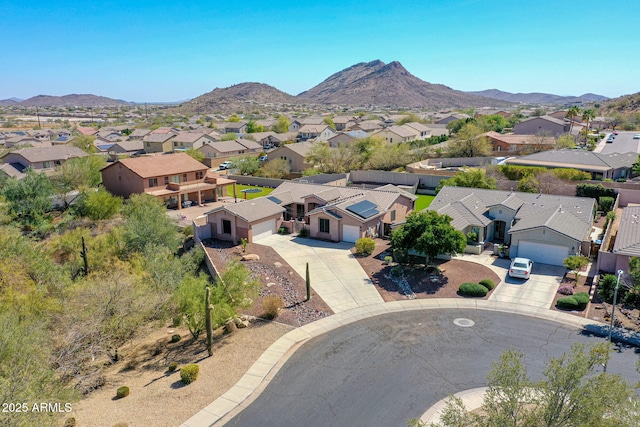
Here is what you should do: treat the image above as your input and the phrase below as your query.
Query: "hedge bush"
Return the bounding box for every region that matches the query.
[180,364,199,384]
[556,296,580,310]
[116,386,130,398]
[170,334,181,343]
[576,183,616,199]
[598,274,618,303]
[574,292,590,307]
[478,279,495,290]
[552,168,590,181]
[355,238,376,256]
[458,282,488,297]
[599,196,615,213]
[168,362,178,372]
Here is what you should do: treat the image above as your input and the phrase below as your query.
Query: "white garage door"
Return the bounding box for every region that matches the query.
[252,219,276,242]
[517,241,569,267]
[342,225,361,243]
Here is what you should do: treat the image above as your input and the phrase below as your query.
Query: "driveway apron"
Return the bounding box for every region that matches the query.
[258,234,384,313]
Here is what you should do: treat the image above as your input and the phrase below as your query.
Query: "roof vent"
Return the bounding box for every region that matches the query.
[558,204,564,213]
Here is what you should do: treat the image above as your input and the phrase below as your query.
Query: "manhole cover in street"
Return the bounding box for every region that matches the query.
[453,318,475,327]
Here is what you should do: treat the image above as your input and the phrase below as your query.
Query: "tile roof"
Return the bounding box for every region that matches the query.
[143,133,176,143]
[429,186,595,242]
[104,153,207,178]
[235,138,262,150]
[612,206,640,257]
[172,132,211,143]
[506,149,636,171]
[276,141,316,156]
[203,140,247,153]
[206,198,285,223]
[298,124,331,134]
[1,146,88,163]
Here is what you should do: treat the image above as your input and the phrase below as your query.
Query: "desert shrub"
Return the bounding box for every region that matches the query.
[391,265,403,277]
[499,165,546,180]
[383,255,393,265]
[552,168,590,181]
[478,279,495,290]
[598,274,620,303]
[556,296,579,310]
[262,294,285,320]
[557,285,574,296]
[574,292,590,308]
[116,386,130,398]
[458,282,488,297]
[180,364,199,384]
[466,231,478,244]
[170,334,181,343]
[298,228,310,238]
[168,362,178,372]
[599,196,615,213]
[355,238,376,256]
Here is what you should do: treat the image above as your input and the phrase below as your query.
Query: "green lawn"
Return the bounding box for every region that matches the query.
[233,184,275,200]
[415,194,435,211]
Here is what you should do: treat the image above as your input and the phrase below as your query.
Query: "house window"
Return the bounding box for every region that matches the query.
[496,145,502,151]
[43,161,51,168]
[171,175,180,183]
[164,176,169,185]
[222,219,232,234]
[391,210,396,222]
[183,174,187,182]
[148,177,158,187]
[146,142,150,147]
[319,218,330,233]
[196,171,204,180]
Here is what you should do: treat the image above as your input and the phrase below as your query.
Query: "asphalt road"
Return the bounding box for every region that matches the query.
[598,131,640,154]
[226,309,640,427]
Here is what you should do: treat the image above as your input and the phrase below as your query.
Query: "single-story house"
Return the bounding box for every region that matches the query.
[0,146,88,174]
[197,138,262,160]
[403,122,431,139]
[266,141,315,172]
[265,181,417,242]
[128,128,152,140]
[296,124,338,142]
[172,132,217,150]
[506,149,637,180]
[435,113,470,125]
[372,125,417,143]
[351,120,384,133]
[427,186,596,266]
[327,130,369,148]
[513,116,570,136]
[101,152,236,209]
[221,122,248,135]
[483,131,555,153]
[332,116,358,131]
[143,133,177,153]
[197,197,286,243]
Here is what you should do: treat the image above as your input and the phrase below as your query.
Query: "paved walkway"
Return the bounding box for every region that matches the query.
[257,234,384,313]
[179,299,607,427]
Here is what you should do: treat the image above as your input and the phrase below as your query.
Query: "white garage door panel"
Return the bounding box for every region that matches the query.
[517,241,569,267]
[252,219,276,241]
[342,225,360,243]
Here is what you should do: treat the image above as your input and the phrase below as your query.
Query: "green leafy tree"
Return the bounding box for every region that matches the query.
[323,116,336,130]
[258,158,290,178]
[231,156,261,175]
[556,134,575,149]
[446,123,491,157]
[221,132,237,141]
[396,113,425,125]
[70,135,96,153]
[436,169,496,193]
[2,169,54,226]
[78,188,123,220]
[632,155,640,176]
[517,174,539,193]
[390,211,465,266]
[246,120,264,133]
[186,147,205,162]
[227,114,241,122]
[445,118,474,135]
[563,255,589,281]
[175,275,209,339]
[420,343,638,427]
[272,114,291,133]
[120,194,180,255]
[365,143,414,171]
[476,114,508,133]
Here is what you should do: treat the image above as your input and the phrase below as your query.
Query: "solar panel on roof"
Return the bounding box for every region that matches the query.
[346,200,379,219]
[267,195,282,204]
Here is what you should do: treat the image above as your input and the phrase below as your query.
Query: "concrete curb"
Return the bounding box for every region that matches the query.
[179,299,607,427]
[419,387,488,425]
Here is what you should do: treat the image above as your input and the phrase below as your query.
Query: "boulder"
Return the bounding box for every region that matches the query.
[266,282,275,287]
[241,254,260,261]
[225,319,237,334]
[234,318,249,328]
[274,262,282,268]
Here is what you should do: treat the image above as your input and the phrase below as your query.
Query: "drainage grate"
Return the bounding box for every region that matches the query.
[453,318,475,327]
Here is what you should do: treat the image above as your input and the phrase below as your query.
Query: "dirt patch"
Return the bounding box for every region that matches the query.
[353,239,501,301]
[69,321,292,427]
[203,239,334,326]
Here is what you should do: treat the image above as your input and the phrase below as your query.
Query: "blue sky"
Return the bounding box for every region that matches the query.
[1,0,638,102]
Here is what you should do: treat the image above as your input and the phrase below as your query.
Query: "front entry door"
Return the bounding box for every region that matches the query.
[494,221,506,241]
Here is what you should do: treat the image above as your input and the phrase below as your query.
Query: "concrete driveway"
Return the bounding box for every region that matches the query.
[489,261,565,308]
[257,234,384,313]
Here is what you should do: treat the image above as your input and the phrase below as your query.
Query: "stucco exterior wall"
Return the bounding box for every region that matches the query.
[510,228,582,255]
[101,162,146,197]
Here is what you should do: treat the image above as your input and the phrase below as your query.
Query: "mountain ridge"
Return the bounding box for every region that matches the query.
[466,89,608,105]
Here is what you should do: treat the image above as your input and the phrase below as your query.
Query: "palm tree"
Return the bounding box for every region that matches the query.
[565,106,581,136]
[581,109,595,142]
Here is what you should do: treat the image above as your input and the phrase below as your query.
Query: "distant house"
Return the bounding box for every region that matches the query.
[372,125,417,143]
[427,186,595,266]
[4,135,48,148]
[603,206,640,272]
[0,146,88,178]
[327,130,369,148]
[352,120,383,133]
[77,127,98,136]
[107,140,145,157]
[474,109,512,118]
[171,132,216,151]
[403,122,431,139]
[101,152,236,209]
[483,131,555,153]
[143,133,177,153]
[266,141,315,172]
[296,124,338,142]
[435,113,470,125]
[505,149,637,180]
[128,128,152,140]
[332,116,358,131]
[221,122,248,135]
[513,115,570,136]
[197,138,261,164]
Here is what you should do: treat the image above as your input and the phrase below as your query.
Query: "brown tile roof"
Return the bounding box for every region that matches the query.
[206,198,285,223]
[106,153,208,178]
[1,146,88,163]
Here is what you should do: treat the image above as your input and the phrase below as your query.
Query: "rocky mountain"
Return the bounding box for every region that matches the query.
[179,82,297,113]
[600,92,640,114]
[466,89,608,105]
[19,94,132,107]
[297,60,507,109]
[0,98,19,106]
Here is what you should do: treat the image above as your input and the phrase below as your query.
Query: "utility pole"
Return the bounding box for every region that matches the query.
[35,106,41,128]
[80,236,89,276]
